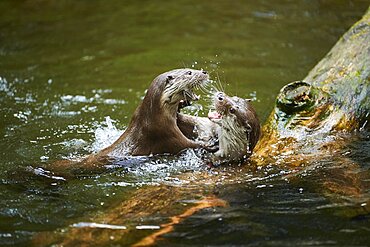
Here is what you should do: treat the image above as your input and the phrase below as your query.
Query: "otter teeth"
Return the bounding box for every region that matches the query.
[184,90,200,101]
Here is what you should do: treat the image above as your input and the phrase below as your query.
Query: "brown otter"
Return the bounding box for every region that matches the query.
[50,69,213,172]
[209,92,261,163]
[177,91,260,164]
[94,68,212,157]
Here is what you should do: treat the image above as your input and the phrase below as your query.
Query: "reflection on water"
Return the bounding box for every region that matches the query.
[0,0,369,246]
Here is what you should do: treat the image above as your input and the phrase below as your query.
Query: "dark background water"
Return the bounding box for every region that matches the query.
[0,0,369,246]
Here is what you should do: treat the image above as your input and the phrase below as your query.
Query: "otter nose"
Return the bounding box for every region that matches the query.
[202,70,208,74]
[217,93,224,101]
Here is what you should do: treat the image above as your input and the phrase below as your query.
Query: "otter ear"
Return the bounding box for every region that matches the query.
[166,75,174,84]
[166,75,174,82]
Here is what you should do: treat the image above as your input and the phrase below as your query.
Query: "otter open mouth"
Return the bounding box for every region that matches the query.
[184,89,200,101]
[177,79,210,111]
[208,111,222,120]
[178,90,200,110]
[208,110,222,124]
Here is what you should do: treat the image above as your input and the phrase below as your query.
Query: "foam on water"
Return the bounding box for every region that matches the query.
[103,149,207,186]
[89,116,207,183]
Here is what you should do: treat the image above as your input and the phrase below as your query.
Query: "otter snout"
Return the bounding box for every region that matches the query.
[214,92,235,116]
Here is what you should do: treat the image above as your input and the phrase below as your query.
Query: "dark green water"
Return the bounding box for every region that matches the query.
[0,0,369,246]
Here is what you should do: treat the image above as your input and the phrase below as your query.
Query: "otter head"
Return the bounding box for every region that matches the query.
[208,92,260,160]
[155,69,209,112]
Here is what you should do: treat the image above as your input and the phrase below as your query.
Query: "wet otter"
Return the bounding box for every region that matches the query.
[178,92,260,164]
[95,68,212,157]
[209,92,260,163]
[51,69,213,171]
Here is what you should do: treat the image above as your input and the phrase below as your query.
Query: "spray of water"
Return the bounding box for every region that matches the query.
[92,116,124,151]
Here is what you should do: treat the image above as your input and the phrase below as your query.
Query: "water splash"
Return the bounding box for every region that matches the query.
[60,94,126,105]
[124,149,205,176]
[98,149,207,187]
[92,116,124,151]
[0,76,15,97]
[13,110,32,123]
[249,91,258,101]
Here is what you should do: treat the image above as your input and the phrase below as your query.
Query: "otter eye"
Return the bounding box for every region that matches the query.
[187,71,192,75]
[229,107,236,114]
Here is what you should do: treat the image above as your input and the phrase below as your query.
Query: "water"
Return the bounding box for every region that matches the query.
[1,0,369,246]
[165,136,370,246]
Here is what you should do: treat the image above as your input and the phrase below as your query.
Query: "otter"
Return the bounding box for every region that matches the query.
[51,69,214,172]
[93,69,213,157]
[177,91,260,164]
[209,92,261,163]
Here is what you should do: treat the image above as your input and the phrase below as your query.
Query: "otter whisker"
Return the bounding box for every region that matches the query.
[198,86,209,95]
[214,72,224,92]
[207,78,222,94]
[181,61,187,69]
[207,85,220,95]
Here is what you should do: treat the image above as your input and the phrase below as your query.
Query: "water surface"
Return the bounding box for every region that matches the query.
[0,0,369,246]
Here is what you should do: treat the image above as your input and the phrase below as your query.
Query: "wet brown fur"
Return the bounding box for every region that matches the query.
[50,69,210,172]
[95,69,209,157]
